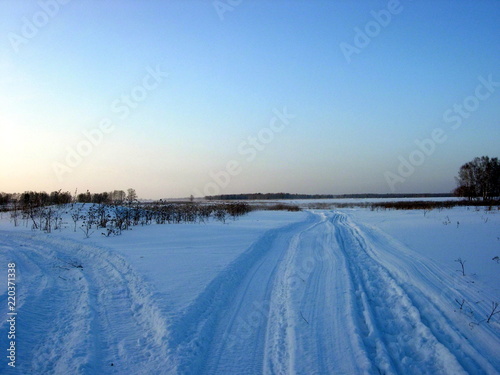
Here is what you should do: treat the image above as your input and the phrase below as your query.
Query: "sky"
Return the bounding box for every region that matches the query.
[0,0,499,199]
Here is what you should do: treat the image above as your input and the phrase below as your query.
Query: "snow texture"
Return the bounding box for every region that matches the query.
[1,207,499,374]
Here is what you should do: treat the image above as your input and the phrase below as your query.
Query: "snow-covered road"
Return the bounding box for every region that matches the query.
[180,211,499,375]
[1,210,499,374]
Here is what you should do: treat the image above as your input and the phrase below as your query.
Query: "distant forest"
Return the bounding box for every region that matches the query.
[206,193,453,201]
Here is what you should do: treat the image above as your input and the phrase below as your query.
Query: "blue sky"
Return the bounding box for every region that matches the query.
[0,0,499,198]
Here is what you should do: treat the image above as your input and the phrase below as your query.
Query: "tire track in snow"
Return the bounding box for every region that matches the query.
[262,230,302,375]
[170,212,319,375]
[353,218,500,372]
[0,231,173,375]
[262,213,332,375]
[263,212,376,374]
[0,234,94,374]
[332,212,499,374]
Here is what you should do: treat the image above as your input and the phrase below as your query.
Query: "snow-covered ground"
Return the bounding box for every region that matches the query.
[0,205,499,374]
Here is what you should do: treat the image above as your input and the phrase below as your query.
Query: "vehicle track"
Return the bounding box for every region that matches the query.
[0,232,173,374]
[195,211,500,374]
[332,212,499,374]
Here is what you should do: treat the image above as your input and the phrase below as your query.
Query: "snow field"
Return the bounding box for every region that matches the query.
[0,206,499,374]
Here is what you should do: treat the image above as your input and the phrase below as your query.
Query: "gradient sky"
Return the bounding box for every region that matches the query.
[1,0,499,199]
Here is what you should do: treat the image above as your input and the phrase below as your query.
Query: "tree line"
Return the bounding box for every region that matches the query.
[0,190,73,208]
[454,156,500,200]
[73,189,137,204]
[0,188,138,208]
[206,193,451,201]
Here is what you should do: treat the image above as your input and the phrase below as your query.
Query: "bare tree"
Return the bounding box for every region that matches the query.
[126,188,137,204]
[10,199,19,227]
